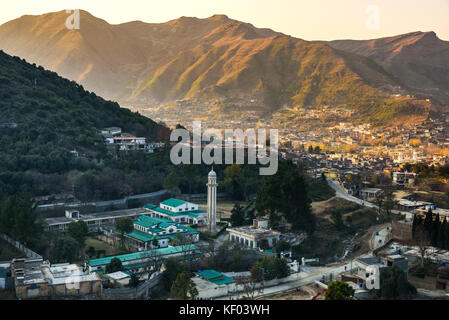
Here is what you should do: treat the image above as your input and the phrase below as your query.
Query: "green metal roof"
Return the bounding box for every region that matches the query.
[126,227,199,243]
[126,229,155,242]
[198,269,235,285]
[151,206,206,218]
[89,244,199,268]
[160,198,189,208]
[198,269,223,280]
[143,204,157,209]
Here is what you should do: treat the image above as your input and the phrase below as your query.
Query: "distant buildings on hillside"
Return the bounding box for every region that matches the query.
[100,126,164,154]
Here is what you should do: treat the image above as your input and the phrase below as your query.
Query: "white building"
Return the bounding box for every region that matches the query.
[145,199,207,226]
[393,172,417,187]
[228,219,281,249]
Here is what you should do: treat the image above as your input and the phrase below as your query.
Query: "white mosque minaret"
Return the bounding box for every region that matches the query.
[207,168,218,233]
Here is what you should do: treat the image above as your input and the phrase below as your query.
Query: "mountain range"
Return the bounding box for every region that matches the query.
[0,10,447,125]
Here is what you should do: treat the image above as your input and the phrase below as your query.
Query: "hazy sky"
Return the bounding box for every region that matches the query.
[1,0,448,41]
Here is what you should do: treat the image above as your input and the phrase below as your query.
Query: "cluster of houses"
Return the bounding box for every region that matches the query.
[100,127,164,154]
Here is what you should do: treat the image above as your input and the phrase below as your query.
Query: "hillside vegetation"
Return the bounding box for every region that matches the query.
[0,50,168,197]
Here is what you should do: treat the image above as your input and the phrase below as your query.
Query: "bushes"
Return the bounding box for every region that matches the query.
[254,256,290,281]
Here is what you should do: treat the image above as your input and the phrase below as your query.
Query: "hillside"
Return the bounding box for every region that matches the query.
[0,49,169,198]
[328,31,449,104]
[0,10,439,124]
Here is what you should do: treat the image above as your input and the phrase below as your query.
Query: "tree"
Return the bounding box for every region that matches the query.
[325,281,355,300]
[382,191,397,221]
[115,217,133,248]
[1,193,42,247]
[276,240,291,253]
[51,235,80,263]
[331,209,345,230]
[223,164,245,200]
[423,208,433,234]
[377,266,416,299]
[105,257,123,274]
[163,258,188,291]
[413,225,431,266]
[281,171,315,233]
[67,220,88,248]
[243,265,264,299]
[86,246,96,258]
[129,273,139,288]
[164,172,180,194]
[170,272,198,300]
[230,204,245,227]
[256,163,315,233]
[431,213,441,247]
[255,256,290,281]
[440,217,449,250]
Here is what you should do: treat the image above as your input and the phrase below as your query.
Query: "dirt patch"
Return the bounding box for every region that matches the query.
[262,285,324,300]
[409,275,437,291]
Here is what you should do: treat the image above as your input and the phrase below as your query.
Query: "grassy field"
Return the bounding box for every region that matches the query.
[0,238,25,261]
[84,237,128,258]
[197,200,249,220]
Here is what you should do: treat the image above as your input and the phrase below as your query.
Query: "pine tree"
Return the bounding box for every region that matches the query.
[438,217,448,249]
[424,209,433,235]
[431,213,440,247]
[412,214,418,238]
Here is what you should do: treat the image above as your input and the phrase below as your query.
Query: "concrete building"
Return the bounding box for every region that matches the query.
[393,172,417,187]
[228,219,281,249]
[359,188,382,200]
[88,244,201,274]
[396,199,433,212]
[123,216,199,250]
[105,271,131,286]
[100,127,122,137]
[144,199,207,225]
[414,206,449,221]
[207,169,218,233]
[46,207,153,232]
[11,258,101,299]
[192,270,236,299]
[352,253,409,290]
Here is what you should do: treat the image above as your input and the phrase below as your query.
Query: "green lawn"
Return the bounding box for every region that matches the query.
[84,237,128,258]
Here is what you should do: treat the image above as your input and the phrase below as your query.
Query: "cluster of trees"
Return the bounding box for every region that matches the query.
[170,272,198,300]
[325,281,355,300]
[0,192,45,250]
[50,220,89,263]
[373,191,397,222]
[256,161,316,233]
[402,162,449,178]
[253,256,290,281]
[412,210,449,251]
[230,203,255,227]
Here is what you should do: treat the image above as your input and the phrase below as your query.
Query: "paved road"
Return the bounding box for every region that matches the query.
[327,179,413,220]
[216,255,376,300]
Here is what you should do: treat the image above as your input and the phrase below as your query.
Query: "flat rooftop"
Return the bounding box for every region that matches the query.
[227,226,281,239]
[46,208,151,226]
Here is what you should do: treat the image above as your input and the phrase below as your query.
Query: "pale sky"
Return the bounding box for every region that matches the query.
[1,0,448,41]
